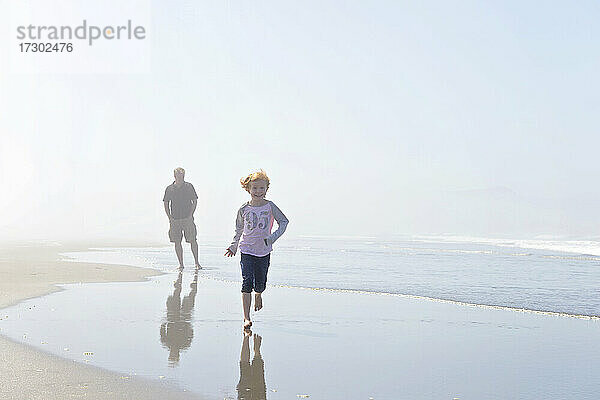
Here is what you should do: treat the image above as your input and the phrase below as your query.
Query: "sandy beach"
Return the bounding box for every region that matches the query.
[0,243,204,400]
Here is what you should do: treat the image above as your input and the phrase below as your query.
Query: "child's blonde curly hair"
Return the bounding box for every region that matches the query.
[240,169,270,192]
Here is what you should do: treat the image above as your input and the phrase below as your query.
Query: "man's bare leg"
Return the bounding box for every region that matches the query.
[242,292,252,329]
[254,292,263,311]
[174,241,184,270]
[190,240,201,269]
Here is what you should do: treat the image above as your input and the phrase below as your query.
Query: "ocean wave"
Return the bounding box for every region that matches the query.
[413,235,600,257]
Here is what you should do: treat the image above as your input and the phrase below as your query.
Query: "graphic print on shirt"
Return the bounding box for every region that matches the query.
[245,210,270,232]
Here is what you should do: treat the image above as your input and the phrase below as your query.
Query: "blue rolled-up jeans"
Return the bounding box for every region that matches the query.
[240,253,270,293]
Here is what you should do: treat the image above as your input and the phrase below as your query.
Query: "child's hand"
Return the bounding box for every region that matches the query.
[224,248,235,257]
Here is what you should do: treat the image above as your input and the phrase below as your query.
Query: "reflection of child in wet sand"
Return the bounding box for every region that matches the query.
[236,332,267,400]
[225,170,289,330]
[159,271,198,365]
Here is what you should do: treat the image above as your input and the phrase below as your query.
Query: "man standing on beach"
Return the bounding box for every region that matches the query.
[163,167,201,270]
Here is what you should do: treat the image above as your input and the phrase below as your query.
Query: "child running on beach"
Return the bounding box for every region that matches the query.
[225,170,289,330]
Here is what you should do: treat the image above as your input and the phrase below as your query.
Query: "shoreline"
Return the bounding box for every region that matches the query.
[0,244,163,310]
[60,243,600,320]
[265,282,600,320]
[0,242,204,400]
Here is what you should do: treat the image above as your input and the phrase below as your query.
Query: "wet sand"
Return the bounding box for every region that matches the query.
[0,243,203,400]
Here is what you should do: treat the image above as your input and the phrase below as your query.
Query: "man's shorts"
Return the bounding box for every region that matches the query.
[240,253,270,293]
[168,217,197,243]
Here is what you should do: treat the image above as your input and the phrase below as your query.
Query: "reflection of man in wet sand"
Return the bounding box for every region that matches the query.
[163,167,201,270]
[237,332,267,400]
[160,271,198,365]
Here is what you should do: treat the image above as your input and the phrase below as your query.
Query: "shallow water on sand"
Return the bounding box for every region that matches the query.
[65,237,600,317]
[1,267,600,399]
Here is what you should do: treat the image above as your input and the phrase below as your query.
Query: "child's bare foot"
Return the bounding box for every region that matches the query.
[254,293,263,311]
[243,319,253,330]
[253,333,262,349]
[174,272,183,288]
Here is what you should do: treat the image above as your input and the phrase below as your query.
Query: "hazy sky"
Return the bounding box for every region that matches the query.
[1,1,599,242]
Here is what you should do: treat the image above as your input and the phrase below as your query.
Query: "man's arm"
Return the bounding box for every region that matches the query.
[189,183,199,218]
[190,198,197,218]
[164,201,172,221]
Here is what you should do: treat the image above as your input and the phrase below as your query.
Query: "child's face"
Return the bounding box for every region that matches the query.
[249,179,267,199]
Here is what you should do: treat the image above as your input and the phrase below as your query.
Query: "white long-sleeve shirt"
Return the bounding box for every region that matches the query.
[228,200,289,257]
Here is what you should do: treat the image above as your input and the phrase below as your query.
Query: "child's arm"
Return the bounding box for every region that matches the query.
[225,206,245,256]
[265,202,289,246]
